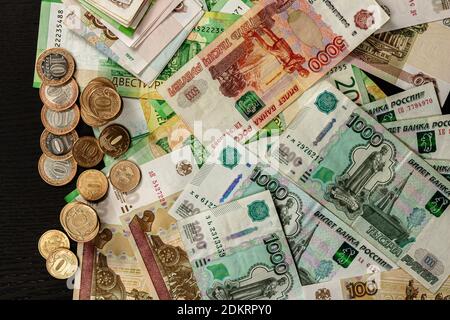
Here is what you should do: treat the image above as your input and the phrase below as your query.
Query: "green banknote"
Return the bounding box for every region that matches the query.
[34,0,239,99]
[169,135,396,288]
[271,80,450,293]
[177,190,303,300]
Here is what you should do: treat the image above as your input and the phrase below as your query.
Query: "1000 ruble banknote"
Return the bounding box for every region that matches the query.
[270,81,450,292]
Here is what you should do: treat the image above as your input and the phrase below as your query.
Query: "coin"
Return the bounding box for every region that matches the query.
[110,160,141,193]
[98,124,131,158]
[46,248,78,279]
[36,48,75,86]
[60,202,99,243]
[88,87,122,121]
[41,104,80,135]
[89,77,115,90]
[39,78,79,111]
[40,129,78,160]
[38,230,70,260]
[72,136,104,168]
[80,106,107,127]
[38,154,77,186]
[77,169,109,201]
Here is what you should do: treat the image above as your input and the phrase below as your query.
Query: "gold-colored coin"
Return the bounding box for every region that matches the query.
[41,104,80,135]
[88,87,122,121]
[80,106,107,127]
[98,124,131,158]
[60,202,99,243]
[72,136,104,168]
[89,77,115,90]
[46,248,78,279]
[110,160,141,193]
[38,230,70,259]
[39,78,79,111]
[36,48,75,86]
[77,169,109,201]
[40,129,78,160]
[38,154,77,186]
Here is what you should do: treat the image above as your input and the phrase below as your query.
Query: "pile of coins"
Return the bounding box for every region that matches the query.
[35,48,142,280]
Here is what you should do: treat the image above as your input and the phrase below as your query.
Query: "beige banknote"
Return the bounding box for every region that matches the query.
[376,0,450,33]
[303,269,450,300]
[158,0,389,149]
[348,19,450,105]
[73,224,158,300]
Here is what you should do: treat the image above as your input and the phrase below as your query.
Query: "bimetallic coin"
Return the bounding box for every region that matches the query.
[41,104,80,135]
[46,248,78,279]
[99,124,131,158]
[110,160,141,193]
[88,87,122,121]
[36,48,75,86]
[89,77,115,90]
[60,202,99,243]
[38,230,70,260]
[38,154,77,186]
[77,169,109,201]
[72,136,104,168]
[39,78,79,111]
[40,129,78,160]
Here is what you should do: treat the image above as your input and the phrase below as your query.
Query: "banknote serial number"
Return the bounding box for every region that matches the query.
[279,142,323,164]
[194,25,225,34]
[53,10,64,48]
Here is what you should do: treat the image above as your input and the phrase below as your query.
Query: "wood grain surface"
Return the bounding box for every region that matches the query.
[0,0,448,300]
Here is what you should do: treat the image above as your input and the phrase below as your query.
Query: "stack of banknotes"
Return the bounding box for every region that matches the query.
[33,0,450,300]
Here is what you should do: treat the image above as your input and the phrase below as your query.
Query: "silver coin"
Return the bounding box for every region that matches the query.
[38,154,77,186]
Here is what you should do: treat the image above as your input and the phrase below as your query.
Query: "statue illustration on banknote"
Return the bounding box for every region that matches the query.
[206,267,291,300]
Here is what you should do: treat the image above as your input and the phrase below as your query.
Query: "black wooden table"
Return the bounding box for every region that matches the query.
[0,0,448,300]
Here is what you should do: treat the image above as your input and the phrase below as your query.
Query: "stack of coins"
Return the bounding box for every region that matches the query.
[38,230,78,279]
[60,202,100,243]
[36,48,79,186]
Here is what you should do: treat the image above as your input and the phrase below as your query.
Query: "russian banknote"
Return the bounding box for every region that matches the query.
[73,224,158,300]
[33,0,239,98]
[303,269,450,300]
[270,80,450,292]
[384,115,450,161]
[62,0,204,84]
[247,62,388,145]
[428,160,450,182]
[177,190,303,300]
[210,0,254,14]
[348,19,450,105]
[362,83,442,124]
[157,0,389,148]
[376,0,450,34]
[169,136,396,286]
